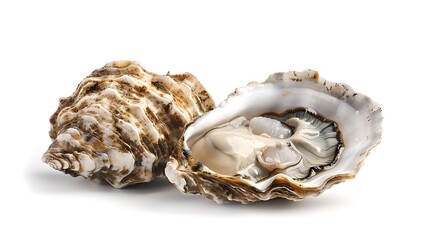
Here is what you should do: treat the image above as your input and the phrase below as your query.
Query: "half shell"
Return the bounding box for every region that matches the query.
[42,61,214,188]
[166,70,382,203]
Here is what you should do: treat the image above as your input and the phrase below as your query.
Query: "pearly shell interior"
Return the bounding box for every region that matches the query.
[166,70,382,203]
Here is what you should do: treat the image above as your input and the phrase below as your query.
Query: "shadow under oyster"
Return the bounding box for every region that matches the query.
[166,70,383,203]
[42,61,214,188]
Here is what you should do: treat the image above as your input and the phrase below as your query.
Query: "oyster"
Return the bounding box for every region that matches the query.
[42,61,214,188]
[166,70,382,203]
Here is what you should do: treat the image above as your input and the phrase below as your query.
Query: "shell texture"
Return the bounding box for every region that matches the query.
[42,61,214,188]
[166,70,383,203]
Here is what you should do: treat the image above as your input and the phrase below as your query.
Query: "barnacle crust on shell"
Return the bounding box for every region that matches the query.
[42,61,214,188]
[166,70,382,203]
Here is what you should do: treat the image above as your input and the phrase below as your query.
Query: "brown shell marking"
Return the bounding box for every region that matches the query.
[43,61,215,188]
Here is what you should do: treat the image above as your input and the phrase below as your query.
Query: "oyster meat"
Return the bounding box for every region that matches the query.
[42,61,214,188]
[166,70,382,203]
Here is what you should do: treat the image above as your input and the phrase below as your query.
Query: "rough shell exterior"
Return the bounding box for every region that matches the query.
[42,61,214,188]
[166,70,383,203]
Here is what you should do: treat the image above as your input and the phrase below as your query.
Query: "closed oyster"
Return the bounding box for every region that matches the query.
[42,61,214,188]
[166,70,382,203]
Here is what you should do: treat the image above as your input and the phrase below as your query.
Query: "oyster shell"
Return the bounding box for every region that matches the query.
[166,70,382,203]
[42,61,214,188]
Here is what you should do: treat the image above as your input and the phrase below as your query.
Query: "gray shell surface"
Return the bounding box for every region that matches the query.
[166,70,383,203]
[42,61,214,188]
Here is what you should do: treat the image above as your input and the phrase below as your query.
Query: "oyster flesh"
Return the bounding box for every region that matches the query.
[166,70,382,203]
[42,61,214,188]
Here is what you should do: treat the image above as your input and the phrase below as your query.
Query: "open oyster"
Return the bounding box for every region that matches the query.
[166,70,382,203]
[42,61,214,188]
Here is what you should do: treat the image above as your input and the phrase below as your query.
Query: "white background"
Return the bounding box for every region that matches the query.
[1,0,427,239]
